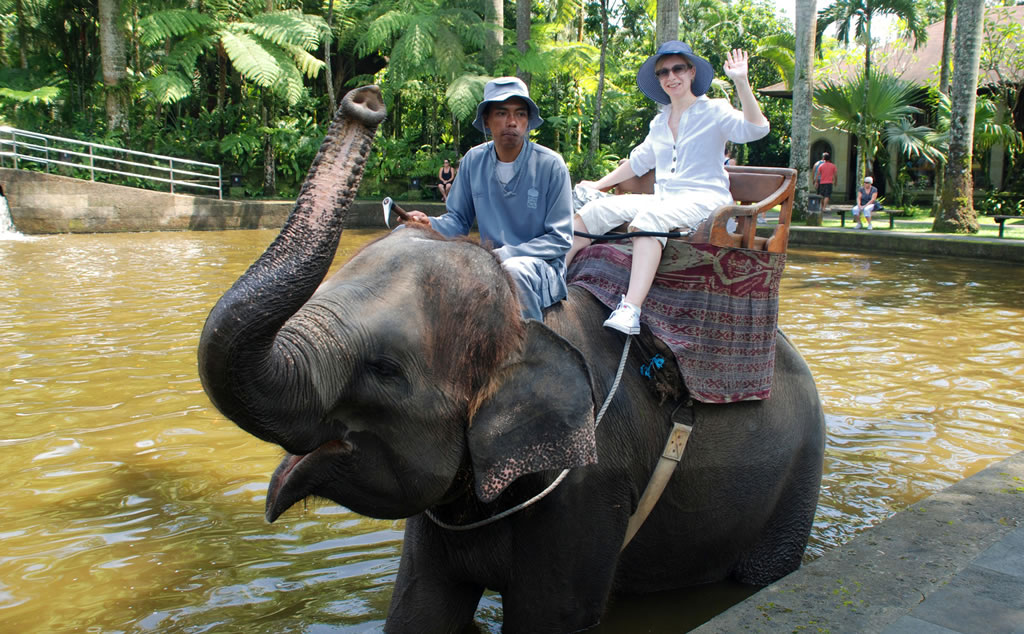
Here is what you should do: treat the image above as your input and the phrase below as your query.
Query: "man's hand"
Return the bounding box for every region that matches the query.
[405,210,432,225]
[578,180,600,190]
[723,49,750,83]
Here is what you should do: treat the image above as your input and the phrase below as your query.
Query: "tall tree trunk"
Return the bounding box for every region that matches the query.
[216,45,227,112]
[656,0,679,46]
[263,99,277,197]
[483,0,503,73]
[934,0,984,234]
[939,0,956,94]
[516,0,531,84]
[857,16,873,184]
[577,3,584,42]
[583,0,609,177]
[263,0,277,197]
[931,0,957,216]
[325,0,336,108]
[16,0,27,69]
[863,14,873,80]
[790,0,818,222]
[99,0,128,133]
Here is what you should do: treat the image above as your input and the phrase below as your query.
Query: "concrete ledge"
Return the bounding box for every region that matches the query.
[778,225,1024,263]
[1,168,449,234]
[1,168,293,233]
[693,451,1024,633]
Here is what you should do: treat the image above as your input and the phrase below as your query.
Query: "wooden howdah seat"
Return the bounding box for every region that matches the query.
[605,165,797,253]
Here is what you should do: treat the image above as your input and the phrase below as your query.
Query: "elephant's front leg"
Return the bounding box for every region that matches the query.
[500,558,619,633]
[498,494,627,633]
[385,516,484,633]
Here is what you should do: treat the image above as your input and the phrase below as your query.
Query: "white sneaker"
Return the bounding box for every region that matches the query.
[866,223,873,230]
[604,296,641,335]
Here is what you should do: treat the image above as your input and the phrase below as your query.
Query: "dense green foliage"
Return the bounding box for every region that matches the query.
[0,0,1020,213]
[0,0,793,199]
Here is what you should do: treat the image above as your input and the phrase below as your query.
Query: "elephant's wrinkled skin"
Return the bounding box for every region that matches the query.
[198,86,826,633]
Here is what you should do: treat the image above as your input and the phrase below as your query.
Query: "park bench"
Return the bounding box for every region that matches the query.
[608,165,797,253]
[992,215,1019,238]
[836,205,898,229]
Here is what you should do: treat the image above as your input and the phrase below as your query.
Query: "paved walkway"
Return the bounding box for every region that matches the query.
[755,212,1024,263]
[694,451,1024,633]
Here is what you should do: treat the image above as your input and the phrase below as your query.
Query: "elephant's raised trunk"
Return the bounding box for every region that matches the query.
[198,86,386,455]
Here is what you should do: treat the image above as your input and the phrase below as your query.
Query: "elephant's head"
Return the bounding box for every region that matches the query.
[198,87,597,523]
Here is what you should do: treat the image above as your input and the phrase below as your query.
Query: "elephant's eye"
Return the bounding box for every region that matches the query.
[366,357,403,380]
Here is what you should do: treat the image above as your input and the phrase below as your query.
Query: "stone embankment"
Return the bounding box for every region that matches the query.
[6,168,1024,265]
[0,168,446,233]
[695,450,1024,633]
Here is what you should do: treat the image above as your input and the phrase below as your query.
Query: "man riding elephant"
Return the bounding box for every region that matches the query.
[404,77,574,321]
[198,85,825,633]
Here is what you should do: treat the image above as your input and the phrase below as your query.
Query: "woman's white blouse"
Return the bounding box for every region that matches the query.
[628,96,769,201]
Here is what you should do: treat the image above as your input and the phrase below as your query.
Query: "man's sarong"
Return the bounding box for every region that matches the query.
[568,241,785,403]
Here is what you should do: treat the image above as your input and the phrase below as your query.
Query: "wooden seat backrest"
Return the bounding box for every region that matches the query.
[608,165,796,253]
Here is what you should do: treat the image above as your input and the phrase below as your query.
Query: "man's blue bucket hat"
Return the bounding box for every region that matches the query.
[636,41,714,105]
[472,76,544,133]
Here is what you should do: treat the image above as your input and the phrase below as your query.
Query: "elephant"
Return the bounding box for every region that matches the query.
[198,85,826,633]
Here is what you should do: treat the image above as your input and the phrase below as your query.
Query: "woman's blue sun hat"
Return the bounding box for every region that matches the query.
[472,77,544,133]
[636,41,714,105]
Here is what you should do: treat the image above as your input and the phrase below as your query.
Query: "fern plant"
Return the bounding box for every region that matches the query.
[138,2,328,107]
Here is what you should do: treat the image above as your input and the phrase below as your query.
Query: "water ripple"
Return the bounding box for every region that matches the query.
[1,235,1023,631]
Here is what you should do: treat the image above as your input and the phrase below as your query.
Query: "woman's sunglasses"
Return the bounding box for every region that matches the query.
[655,63,692,80]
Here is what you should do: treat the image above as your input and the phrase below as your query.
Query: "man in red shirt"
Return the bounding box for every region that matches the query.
[813,152,838,210]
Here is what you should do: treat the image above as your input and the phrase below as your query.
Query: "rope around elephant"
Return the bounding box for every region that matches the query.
[424,335,634,531]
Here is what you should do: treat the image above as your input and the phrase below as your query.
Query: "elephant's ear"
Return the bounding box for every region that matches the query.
[468,320,597,503]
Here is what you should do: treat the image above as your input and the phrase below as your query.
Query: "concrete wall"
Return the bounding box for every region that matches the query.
[0,168,446,233]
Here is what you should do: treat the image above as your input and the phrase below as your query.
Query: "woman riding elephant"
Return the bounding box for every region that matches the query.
[198,85,826,633]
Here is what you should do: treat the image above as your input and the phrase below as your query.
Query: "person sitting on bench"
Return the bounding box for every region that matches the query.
[565,43,769,335]
[852,176,879,230]
[437,158,456,201]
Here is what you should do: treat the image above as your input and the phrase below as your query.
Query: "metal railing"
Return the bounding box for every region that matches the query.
[0,126,222,199]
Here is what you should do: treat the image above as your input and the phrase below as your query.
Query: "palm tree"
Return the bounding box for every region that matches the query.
[817,0,929,182]
[657,0,679,45]
[934,0,985,234]
[931,91,1023,162]
[139,2,328,195]
[99,0,128,133]
[938,0,955,94]
[583,0,611,175]
[790,0,817,221]
[816,0,928,79]
[815,71,931,181]
[931,0,956,217]
[757,33,797,91]
[516,0,531,84]
[482,0,503,72]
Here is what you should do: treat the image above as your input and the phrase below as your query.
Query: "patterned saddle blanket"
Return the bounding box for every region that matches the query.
[567,241,786,404]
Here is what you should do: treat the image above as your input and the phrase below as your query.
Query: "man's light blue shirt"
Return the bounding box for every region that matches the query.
[428,139,573,319]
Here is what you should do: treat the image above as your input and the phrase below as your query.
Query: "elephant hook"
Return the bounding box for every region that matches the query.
[382,197,413,229]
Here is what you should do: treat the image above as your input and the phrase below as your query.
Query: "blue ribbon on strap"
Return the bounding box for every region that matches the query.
[639,354,665,379]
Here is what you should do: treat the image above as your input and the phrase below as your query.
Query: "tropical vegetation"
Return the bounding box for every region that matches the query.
[0,0,795,199]
[0,0,1020,235]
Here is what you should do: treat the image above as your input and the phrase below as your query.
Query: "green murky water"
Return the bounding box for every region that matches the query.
[1,228,1021,631]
